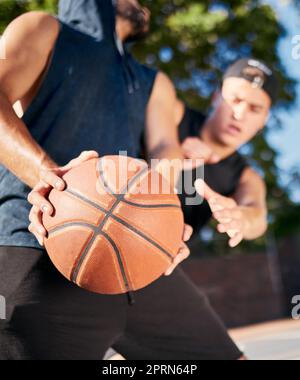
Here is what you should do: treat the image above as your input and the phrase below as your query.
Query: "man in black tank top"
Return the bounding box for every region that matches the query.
[176,58,278,249]
[0,0,244,360]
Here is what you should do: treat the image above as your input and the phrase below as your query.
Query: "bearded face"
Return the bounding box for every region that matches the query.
[116,0,151,42]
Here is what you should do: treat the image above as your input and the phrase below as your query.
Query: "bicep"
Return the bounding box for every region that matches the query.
[233,167,267,208]
[145,72,179,154]
[0,12,59,104]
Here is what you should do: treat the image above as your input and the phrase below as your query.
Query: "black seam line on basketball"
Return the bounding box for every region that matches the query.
[66,188,181,211]
[46,221,131,291]
[65,189,108,214]
[55,181,175,261]
[98,158,149,198]
[96,165,149,232]
[98,157,116,197]
[122,200,181,209]
[44,222,130,291]
[111,214,174,260]
[71,166,149,284]
[49,171,149,242]
[97,158,149,200]
[99,231,131,292]
[47,216,174,262]
[47,222,96,236]
[71,230,98,283]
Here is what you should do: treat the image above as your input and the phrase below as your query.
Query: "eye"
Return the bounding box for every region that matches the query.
[232,97,242,104]
[250,106,262,114]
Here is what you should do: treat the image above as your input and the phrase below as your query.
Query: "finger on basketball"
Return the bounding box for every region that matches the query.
[40,169,65,191]
[164,244,190,276]
[28,223,44,246]
[63,151,99,170]
[183,224,193,242]
[29,206,46,236]
[27,191,54,215]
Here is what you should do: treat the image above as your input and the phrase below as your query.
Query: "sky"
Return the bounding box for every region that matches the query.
[264,0,300,202]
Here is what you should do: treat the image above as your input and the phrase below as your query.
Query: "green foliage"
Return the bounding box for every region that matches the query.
[135,0,293,108]
[0,0,58,33]
[167,4,227,34]
[0,0,26,32]
[26,0,58,13]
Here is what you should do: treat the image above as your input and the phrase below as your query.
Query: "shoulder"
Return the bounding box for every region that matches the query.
[240,166,266,188]
[151,71,177,100]
[3,12,60,55]
[154,72,176,91]
[0,12,60,102]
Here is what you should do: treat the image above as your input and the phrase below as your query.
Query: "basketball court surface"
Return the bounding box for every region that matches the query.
[229,319,300,360]
[106,319,300,360]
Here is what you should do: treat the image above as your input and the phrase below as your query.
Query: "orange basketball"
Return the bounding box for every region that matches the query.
[43,156,184,296]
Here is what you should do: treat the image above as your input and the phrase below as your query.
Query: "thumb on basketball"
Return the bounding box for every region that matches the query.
[183,224,193,242]
[62,150,99,171]
[164,224,192,276]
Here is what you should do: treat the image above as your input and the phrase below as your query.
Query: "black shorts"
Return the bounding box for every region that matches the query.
[0,246,242,360]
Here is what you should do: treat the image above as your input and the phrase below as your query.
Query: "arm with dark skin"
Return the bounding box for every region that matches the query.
[0,12,99,243]
[145,72,185,190]
[0,12,60,188]
[145,72,193,276]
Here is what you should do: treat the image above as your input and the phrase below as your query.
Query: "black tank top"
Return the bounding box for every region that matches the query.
[178,106,249,234]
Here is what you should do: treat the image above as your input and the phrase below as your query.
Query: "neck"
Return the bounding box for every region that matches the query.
[115,19,131,43]
[201,120,236,160]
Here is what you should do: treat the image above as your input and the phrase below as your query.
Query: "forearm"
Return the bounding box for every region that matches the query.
[0,93,56,188]
[240,205,268,240]
[148,143,185,190]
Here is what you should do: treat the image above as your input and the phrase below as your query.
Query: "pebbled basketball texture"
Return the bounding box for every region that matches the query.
[43,156,184,295]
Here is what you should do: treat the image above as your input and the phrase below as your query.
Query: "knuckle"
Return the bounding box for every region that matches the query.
[27,192,33,203]
[186,137,196,145]
[39,169,48,180]
[204,145,212,154]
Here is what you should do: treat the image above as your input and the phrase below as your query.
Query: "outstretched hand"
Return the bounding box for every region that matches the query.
[195,179,248,248]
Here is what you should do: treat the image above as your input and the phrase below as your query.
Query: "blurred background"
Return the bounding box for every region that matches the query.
[1,0,299,328]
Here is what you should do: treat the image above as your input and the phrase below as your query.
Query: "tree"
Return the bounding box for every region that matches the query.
[0,0,58,33]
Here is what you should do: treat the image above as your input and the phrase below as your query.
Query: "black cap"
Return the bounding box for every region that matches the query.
[223,58,278,103]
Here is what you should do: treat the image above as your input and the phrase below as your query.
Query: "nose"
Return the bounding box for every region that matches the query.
[232,101,247,121]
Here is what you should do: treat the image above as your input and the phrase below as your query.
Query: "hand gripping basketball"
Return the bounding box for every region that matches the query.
[28,154,191,295]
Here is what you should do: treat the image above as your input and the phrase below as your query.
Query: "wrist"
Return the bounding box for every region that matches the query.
[238,206,251,236]
[39,152,57,171]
